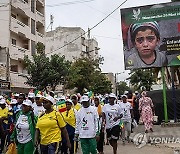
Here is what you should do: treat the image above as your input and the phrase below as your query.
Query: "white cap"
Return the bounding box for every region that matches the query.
[28,92,35,98]
[35,94,42,98]
[135,91,138,94]
[10,99,18,104]
[14,93,19,97]
[109,93,117,99]
[124,91,128,95]
[22,99,32,106]
[121,95,127,98]
[65,99,73,104]
[45,95,55,104]
[0,96,3,99]
[80,95,89,103]
[0,99,6,104]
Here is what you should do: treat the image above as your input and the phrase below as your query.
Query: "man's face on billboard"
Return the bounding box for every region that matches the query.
[135,29,159,58]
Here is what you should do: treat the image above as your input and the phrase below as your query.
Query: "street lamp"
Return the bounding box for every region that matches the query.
[115,71,125,96]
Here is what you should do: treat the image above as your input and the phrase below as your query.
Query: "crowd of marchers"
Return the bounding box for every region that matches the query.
[0,90,155,154]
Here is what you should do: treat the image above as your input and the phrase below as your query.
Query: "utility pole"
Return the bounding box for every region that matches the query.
[115,72,125,96]
[6,48,10,81]
[50,14,54,32]
[87,28,90,57]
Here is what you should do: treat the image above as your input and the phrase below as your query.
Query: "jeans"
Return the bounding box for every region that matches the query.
[40,142,60,154]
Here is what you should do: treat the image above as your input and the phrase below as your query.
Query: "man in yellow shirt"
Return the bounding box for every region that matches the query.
[35,95,71,154]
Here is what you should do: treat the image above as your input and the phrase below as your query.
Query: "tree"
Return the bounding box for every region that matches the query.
[36,42,45,54]
[127,69,156,91]
[117,81,130,95]
[90,71,112,95]
[24,54,70,91]
[66,57,112,94]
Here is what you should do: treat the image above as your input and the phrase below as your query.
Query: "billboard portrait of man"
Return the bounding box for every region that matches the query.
[121,2,180,70]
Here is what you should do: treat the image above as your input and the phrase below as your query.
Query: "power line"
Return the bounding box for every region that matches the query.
[93,35,122,40]
[82,3,120,21]
[46,0,128,55]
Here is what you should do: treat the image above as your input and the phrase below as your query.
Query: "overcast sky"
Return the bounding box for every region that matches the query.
[45,0,170,82]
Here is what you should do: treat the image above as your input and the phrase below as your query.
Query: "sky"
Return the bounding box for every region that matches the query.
[45,0,171,82]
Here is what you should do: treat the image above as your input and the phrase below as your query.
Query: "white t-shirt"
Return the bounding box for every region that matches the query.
[102,104,123,129]
[16,115,32,144]
[75,106,99,138]
[33,104,45,117]
[119,102,132,120]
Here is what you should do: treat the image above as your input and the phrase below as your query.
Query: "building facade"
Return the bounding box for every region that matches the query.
[0,0,45,93]
[46,27,99,61]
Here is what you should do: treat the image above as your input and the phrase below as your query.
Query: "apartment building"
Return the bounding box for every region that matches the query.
[46,27,100,61]
[0,0,45,93]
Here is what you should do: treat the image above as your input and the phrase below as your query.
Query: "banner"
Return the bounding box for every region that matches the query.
[120,2,180,70]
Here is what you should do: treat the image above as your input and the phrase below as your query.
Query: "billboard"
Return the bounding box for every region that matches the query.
[121,2,180,70]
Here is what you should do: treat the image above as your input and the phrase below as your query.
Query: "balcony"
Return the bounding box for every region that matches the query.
[12,0,30,16]
[36,10,45,24]
[37,0,44,6]
[36,31,45,43]
[11,17,30,38]
[10,44,30,61]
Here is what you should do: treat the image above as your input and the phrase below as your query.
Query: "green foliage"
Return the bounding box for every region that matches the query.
[66,57,112,94]
[24,54,70,91]
[36,42,45,54]
[127,69,156,91]
[117,81,130,95]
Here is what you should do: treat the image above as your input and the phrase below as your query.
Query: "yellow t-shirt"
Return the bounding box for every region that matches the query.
[36,110,66,145]
[62,108,76,128]
[74,103,81,111]
[0,107,9,124]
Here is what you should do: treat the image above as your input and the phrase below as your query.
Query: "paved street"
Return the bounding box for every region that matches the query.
[77,140,174,154]
[76,124,180,154]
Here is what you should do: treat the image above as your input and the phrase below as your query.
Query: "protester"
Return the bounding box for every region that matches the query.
[10,99,37,154]
[28,92,35,104]
[0,99,9,153]
[94,96,104,154]
[61,99,77,154]
[16,93,26,113]
[35,95,71,154]
[139,91,155,133]
[75,95,99,154]
[71,94,81,111]
[102,93,123,154]
[33,94,45,116]
[119,95,133,145]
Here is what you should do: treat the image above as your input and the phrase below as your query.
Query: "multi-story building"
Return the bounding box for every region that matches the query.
[0,0,45,93]
[46,27,100,61]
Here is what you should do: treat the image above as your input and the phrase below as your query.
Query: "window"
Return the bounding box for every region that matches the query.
[31,19,35,35]
[31,40,36,55]
[10,65,18,72]
[31,0,35,13]
[12,39,16,45]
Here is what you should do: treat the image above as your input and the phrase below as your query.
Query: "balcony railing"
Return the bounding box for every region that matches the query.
[36,10,44,17]
[37,31,44,38]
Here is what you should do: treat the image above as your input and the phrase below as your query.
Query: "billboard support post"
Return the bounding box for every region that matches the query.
[170,67,177,122]
[161,67,168,123]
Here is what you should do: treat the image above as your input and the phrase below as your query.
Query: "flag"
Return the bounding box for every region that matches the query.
[57,100,66,113]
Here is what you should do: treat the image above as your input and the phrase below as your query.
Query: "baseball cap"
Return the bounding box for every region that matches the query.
[28,92,35,98]
[109,93,117,99]
[65,99,73,104]
[80,95,89,103]
[121,95,127,98]
[0,96,3,100]
[0,99,6,104]
[22,99,32,106]
[35,94,42,98]
[14,93,19,97]
[44,95,55,104]
[10,99,18,104]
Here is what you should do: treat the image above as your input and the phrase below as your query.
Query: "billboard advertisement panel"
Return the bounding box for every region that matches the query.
[121,2,180,70]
